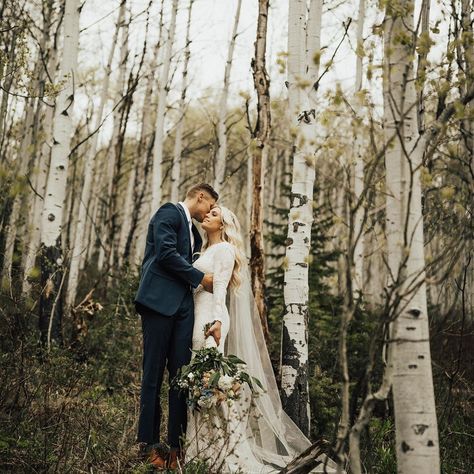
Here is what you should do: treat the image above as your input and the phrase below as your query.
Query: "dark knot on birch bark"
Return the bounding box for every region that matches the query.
[297,109,315,124]
[291,193,308,208]
[408,308,421,318]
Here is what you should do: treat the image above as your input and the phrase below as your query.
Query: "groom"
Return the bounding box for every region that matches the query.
[134,183,218,468]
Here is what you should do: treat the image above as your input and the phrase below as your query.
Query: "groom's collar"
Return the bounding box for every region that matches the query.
[178,201,192,223]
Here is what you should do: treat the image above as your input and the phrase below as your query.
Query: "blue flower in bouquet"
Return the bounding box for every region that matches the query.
[202,389,214,398]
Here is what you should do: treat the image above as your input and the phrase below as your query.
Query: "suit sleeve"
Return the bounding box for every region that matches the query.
[153,203,204,288]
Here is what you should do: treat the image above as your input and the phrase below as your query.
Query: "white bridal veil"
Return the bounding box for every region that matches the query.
[226,266,312,469]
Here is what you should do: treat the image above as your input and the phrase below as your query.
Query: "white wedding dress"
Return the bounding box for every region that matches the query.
[187,242,273,473]
[191,242,234,353]
[185,242,337,474]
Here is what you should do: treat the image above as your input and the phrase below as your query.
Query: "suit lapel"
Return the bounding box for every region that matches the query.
[192,224,202,255]
[175,203,192,258]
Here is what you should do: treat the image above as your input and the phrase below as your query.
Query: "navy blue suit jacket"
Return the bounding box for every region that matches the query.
[134,203,204,316]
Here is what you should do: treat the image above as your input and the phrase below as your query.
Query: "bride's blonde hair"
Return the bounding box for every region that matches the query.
[202,206,245,290]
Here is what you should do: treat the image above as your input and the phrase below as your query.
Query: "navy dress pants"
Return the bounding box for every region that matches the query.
[136,294,194,448]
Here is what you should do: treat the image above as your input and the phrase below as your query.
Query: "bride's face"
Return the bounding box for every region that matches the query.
[201,206,223,234]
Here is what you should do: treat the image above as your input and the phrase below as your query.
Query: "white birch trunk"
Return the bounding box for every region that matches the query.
[0,17,33,287]
[213,0,242,196]
[84,151,104,264]
[170,0,194,203]
[383,1,440,471]
[151,0,178,212]
[246,149,252,258]
[352,0,366,296]
[66,0,125,308]
[39,0,80,345]
[416,0,431,134]
[281,0,321,436]
[0,19,17,158]
[117,159,136,268]
[2,96,36,288]
[22,37,58,297]
[460,0,473,164]
[97,10,129,271]
[132,35,163,266]
[22,141,51,296]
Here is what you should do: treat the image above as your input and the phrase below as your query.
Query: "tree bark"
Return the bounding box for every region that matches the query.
[245,149,252,257]
[151,0,178,212]
[383,1,440,471]
[170,0,194,203]
[2,83,37,288]
[250,0,271,341]
[416,0,431,134]
[22,12,59,297]
[213,0,242,195]
[281,0,321,436]
[129,34,162,266]
[39,0,80,347]
[115,20,150,268]
[97,8,129,272]
[66,0,126,308]
[0,13,18,160]
[352,0,366,296]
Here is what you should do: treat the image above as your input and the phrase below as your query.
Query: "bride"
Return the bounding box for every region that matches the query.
[184,205,330,473]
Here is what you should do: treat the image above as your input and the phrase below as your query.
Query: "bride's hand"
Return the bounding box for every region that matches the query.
[205,320,222,346]
[201,273,214,293]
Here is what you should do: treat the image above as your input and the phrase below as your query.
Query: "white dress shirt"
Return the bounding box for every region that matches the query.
[178,201,194,251]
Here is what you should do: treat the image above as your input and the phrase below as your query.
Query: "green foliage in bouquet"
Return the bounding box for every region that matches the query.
[173,347,263,411]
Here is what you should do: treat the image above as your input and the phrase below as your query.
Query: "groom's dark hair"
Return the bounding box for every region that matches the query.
[186,183,219,201]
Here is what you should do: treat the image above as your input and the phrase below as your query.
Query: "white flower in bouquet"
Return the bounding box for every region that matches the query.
[187,372,195,381]
[197,397,211,409]
[218,374,234,391]
[198,393,217,409]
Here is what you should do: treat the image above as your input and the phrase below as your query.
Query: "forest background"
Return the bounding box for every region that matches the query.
[0,0,472,472]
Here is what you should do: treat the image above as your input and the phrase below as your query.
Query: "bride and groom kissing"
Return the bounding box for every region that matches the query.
[134,183,312,472]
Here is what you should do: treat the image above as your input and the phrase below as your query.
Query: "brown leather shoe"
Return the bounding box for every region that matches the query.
[167,450,183,470]
[148,448,168,469]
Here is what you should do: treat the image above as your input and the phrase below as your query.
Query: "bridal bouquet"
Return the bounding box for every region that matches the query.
[174,346,263,411]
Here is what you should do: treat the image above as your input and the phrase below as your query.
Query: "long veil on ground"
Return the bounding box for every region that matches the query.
[226,266,311,468]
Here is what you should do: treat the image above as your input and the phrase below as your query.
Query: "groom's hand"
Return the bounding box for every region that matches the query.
[201,273,213,293]
[206,320,222,346]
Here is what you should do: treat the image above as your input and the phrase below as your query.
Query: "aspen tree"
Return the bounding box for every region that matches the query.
[383,1,440,471]
[170,0,194,203]
[66,0,126,309]
[246,149,252,257]
[0,8,17,159]
[151,0,178,212]
[2,76,38,288]
[250,0,271,340]
[39,0,80,346]
[352,0,366,295]
[22,17,59,297]
[129,14,165,266]
[281,0,322,435]
[115,4,153,268]
[213,0,242,195]
[97,7,129,272]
